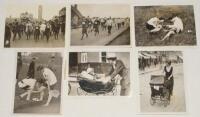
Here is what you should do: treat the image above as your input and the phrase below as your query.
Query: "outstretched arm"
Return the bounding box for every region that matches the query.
[110,61,125,80]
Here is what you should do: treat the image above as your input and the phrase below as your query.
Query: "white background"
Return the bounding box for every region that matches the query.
[0,0,200,117]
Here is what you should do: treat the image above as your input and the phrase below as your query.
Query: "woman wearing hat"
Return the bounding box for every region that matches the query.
[106,53,130,96]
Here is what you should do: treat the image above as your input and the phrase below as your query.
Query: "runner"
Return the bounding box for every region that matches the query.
[81,17,88,40]
[93,17,100,36]
[107,17,113,35]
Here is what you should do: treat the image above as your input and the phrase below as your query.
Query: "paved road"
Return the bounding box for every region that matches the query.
[10,33,65,48]
[139,63,186,112]
[107,28,130,45]
[71,25,129,46]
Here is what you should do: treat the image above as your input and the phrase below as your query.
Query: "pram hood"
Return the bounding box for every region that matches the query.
[150,75,165,85]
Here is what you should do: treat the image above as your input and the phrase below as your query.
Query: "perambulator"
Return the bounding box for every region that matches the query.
[149,75,170,107]
[76,62,120,96]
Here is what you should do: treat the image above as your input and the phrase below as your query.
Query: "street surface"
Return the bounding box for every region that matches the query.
[10,33,65,48]
[140,63,186,112]
[71,26,129,46]
[107,28,130,45]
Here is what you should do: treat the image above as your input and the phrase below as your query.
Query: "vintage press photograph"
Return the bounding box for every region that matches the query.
[138,51,186,112]
[4,4,66,48]
[71,4,130,46]
[14,52,63,114]
[134,5,196,46]
[68,52,130,96]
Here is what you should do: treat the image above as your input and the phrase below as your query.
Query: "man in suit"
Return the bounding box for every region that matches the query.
[12,20,21,41]
[27,57,36,78]
[4,23,11,48]
[81,17,89,40]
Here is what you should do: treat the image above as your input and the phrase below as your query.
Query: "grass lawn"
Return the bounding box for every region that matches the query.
[134,5,196,46]
[14,53,62,114]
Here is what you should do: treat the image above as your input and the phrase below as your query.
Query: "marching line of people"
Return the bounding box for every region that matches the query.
[80,16,130,40]
[5,19,65,47]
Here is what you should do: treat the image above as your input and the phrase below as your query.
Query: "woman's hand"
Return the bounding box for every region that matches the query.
[102,76,111,84]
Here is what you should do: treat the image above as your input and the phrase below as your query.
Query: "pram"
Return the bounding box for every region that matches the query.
[149,75,170,107]
[76,62,120,96]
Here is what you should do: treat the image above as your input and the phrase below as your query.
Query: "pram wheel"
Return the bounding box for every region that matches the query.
[163,89,170,107]
[77,87,88,96]
[164,100,170,107]
[150,98,155,105]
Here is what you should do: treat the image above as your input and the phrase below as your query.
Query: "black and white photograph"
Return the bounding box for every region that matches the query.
[71,4,130,46]
[14,52,63,114]
[4,3,66,48]
[68,52,130,96]
[134,5,196,46]
[138,51,186,112]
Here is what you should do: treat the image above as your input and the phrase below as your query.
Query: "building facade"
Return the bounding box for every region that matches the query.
[71,5,83,29]
[59,7,66,23]
[38,5,43,21]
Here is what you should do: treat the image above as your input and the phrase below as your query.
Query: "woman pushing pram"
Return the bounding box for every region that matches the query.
[149,60,174,106]
[163,60,174,99]
[77,53,130,96]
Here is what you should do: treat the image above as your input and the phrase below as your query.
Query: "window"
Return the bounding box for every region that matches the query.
[101,52,107,63]
[80,52,87,63]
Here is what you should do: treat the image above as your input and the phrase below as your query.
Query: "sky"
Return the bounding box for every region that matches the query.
[6,3,64,20]
[77,4,130,18]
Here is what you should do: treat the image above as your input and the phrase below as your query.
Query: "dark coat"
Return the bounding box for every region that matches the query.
[27,61,35,78]
[4,25,11,47]
[110,60,127,79]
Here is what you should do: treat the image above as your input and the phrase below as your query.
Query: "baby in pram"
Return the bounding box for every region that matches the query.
[78,67,122,96]
[79,67,112,84]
